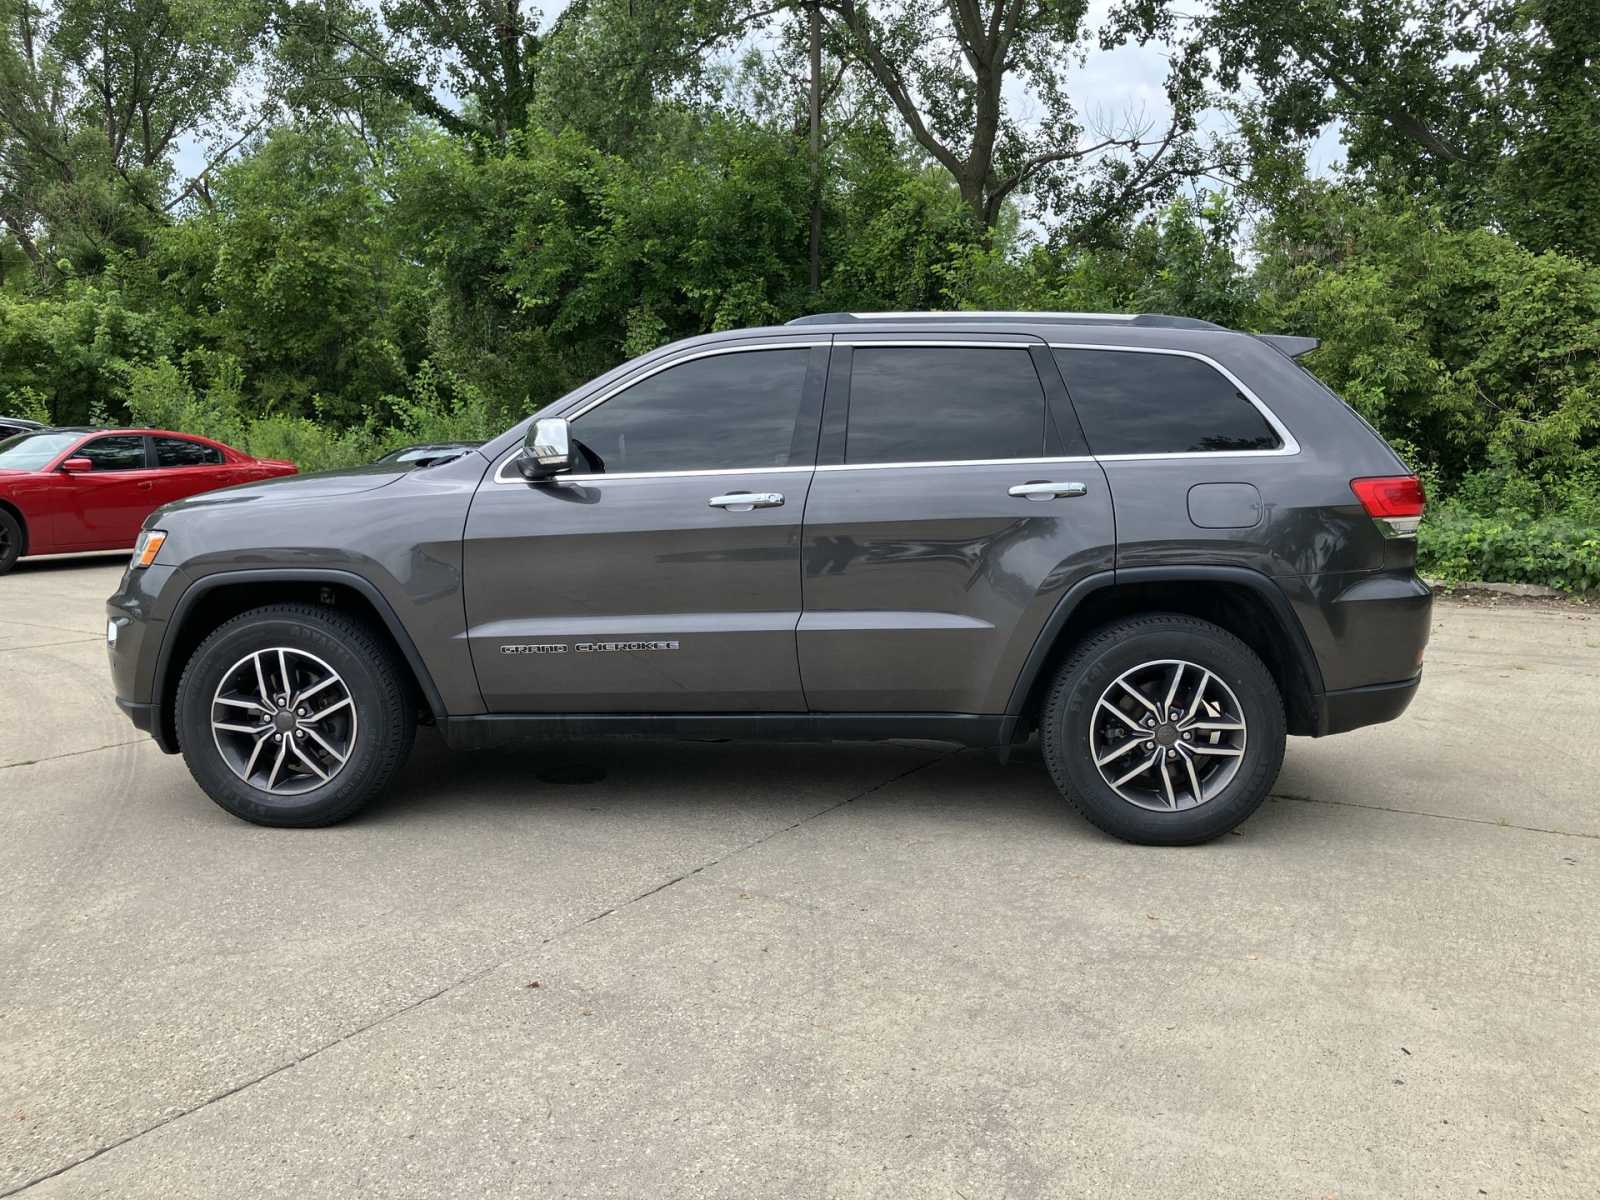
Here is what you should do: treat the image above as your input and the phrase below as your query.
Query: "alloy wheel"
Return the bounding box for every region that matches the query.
[1087,658,1247,811]
[210,647,359,796]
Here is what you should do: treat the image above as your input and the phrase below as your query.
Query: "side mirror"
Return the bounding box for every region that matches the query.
[59,457,93,474]
[516,418,576,481]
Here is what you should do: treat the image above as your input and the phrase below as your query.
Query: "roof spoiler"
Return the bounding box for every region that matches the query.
[1255,334,1320,359]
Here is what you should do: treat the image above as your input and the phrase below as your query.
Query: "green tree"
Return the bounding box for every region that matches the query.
[196,122,427,420]
[1488,0,1600,262]
[808,0,1220,231]
[0,0,270,276]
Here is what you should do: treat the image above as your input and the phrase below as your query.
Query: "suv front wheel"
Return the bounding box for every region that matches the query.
[175,603,417,827]
[1041,614,1286,845]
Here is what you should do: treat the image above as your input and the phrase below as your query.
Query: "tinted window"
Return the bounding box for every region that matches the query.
[1054,349,1282,455]
[0,432,80,471]
[572,349,810,474]
[845,348,1045,464]
[78,435,148,471]
[155,437,224,467]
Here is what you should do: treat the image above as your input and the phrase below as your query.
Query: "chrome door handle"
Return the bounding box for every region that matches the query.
[1008,481,1088,501]
[708,491,784,511]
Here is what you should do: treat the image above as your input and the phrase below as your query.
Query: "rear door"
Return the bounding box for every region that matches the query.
[54,434,160,549]
[798,337,1115,713]
[464,341,828,712]
[150,436,237,506]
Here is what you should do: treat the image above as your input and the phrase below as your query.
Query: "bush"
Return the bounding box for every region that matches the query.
[1419,512,1600,593]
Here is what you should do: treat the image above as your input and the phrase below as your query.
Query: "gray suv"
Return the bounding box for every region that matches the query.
[106,312,1431,844]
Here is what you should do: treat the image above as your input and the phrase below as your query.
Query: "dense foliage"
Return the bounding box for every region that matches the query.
[1,0,1596,588]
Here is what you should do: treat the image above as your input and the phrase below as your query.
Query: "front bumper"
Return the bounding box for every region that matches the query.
[107,563,181,753]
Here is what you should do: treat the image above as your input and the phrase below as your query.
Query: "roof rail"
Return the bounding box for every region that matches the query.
[784,310,1225,331]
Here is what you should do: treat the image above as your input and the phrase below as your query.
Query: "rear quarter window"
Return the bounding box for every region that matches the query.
[1054,349,1282,455]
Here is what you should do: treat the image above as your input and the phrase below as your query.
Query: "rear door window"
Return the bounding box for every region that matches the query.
[844,347,1046,464]
[155,437,225,467]
[1053,349,1282,455]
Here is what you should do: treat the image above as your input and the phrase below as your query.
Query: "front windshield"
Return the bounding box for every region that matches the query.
[0,432,81,471]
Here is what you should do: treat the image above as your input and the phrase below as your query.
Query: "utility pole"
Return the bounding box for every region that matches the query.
[807,0,822,293]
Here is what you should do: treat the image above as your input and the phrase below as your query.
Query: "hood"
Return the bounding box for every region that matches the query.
[159,464,407,516]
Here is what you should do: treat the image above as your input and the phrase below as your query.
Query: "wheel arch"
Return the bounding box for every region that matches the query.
[152,570,446,752]
[1004,566,1325,740]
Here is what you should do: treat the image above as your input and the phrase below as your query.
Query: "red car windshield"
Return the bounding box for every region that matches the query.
[0,431,81,471]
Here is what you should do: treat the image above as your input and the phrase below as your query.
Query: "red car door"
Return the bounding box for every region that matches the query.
[150,436,240,506]
[54,434,160,549]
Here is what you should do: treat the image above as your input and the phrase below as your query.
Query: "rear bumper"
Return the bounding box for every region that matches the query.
[1315,672,1421,736]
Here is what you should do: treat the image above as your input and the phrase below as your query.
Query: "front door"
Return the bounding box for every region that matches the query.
[464,342,828,712]
[55,434,160,549]
[798,339,1116,713]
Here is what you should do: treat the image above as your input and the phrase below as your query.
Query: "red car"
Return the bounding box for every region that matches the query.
[0,428,296,574]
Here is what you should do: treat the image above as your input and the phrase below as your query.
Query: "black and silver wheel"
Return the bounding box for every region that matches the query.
[1042,614,1285,845]
[209,647,359,796]
[0,508,22,575]
[176,603,416,826]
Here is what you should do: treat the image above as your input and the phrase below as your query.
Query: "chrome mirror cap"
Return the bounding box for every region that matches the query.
[518,418,575,480]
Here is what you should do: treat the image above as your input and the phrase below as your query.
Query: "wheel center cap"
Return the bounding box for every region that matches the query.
[1154,723,1179,748]
[272,710,298,734]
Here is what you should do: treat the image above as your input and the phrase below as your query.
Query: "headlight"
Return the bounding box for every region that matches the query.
[131,528,167,569]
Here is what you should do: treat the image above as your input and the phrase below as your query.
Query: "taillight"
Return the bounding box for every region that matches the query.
[1350,475,1425,538]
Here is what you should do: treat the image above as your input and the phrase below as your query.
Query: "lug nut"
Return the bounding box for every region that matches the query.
[272,733,282,742]
[295,729,306,739]
[1145,717,1156,727]
[1167,749,1177,759]
[1181,731,1192,740]
[296,707,307,717]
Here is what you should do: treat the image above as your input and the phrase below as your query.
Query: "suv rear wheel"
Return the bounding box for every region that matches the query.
[175,603,416,827]
[1041,614,1285,845]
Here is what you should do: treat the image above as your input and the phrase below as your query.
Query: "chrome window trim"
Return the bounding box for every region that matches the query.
[1047,342,1301,459]
[816,455,1094,473]
[839,339,1035,348]
[494,463,814,484]
[492,341,827,485]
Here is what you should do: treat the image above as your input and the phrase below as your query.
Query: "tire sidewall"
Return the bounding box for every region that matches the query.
[0,510,21,574]
[1047,621,1285,845]
[177,611,401,826]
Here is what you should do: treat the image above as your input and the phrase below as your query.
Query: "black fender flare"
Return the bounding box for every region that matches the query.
[151,568,449,747]
[999,565,1326,741]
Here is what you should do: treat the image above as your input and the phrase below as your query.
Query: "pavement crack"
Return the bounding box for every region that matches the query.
[539,748,955,945]
[1270,792,1598,840]
[0,738,148,773]
[0,637,103,653]
[0,749,952,1197]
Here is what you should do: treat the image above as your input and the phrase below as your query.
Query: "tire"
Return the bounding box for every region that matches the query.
[176,603,416,827]
[1040,613,1285,846]
[0,508,22,575]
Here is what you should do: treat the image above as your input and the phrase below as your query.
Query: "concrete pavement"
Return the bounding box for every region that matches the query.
[1,555,1596,1197]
